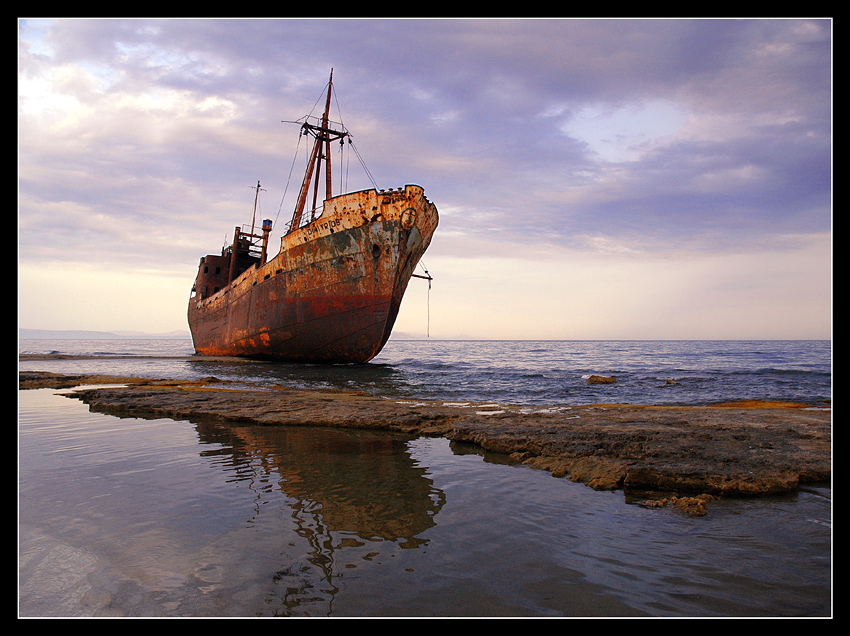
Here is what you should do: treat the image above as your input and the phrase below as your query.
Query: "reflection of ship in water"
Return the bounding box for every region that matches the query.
[193,418,445,615]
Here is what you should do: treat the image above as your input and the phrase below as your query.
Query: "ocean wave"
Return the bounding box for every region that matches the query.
[19,339,831,407]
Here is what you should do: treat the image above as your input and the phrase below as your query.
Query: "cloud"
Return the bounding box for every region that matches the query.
[18,18,831,338]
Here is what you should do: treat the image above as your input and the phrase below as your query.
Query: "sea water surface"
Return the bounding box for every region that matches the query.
[18,339,832,617]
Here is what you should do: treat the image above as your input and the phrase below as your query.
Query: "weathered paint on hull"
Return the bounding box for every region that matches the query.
[187,184,438,363]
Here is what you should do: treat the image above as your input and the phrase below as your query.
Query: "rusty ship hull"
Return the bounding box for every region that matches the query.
[188,184,438,364]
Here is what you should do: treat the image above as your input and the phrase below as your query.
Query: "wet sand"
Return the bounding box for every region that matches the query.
[19,368,831,515]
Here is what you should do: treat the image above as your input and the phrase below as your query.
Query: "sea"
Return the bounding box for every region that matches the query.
[18,338,832,617]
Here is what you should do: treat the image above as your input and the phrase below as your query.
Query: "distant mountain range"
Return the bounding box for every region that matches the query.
[388,331,430,340]
[20,328,191,340]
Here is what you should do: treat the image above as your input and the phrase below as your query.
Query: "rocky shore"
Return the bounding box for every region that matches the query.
[20,370,831,515]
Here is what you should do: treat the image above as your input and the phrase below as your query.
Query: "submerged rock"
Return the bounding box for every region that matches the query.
[587,375,617,384]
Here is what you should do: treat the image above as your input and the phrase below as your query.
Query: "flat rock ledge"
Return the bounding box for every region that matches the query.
[20,371,831,515]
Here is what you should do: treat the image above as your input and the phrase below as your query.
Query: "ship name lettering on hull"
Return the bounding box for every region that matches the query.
[305,218,341,236]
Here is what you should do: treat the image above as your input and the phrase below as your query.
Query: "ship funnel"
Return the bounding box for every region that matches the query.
[261,219,273,264]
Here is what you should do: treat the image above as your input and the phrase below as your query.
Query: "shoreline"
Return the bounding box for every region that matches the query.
[19,353,201,361]
[19,370,831,516]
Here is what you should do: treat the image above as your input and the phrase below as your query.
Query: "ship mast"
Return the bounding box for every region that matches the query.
[249,180,264,237]
[288,69,349,233]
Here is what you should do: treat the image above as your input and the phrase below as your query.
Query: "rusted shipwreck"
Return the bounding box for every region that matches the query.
[188,72,438,363]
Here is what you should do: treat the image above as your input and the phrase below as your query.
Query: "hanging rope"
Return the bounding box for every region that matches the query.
[332,89,377,189]
[339,137,347,195]
[349,138,378,190]
[275,129,305,233]
[411,261,433,337]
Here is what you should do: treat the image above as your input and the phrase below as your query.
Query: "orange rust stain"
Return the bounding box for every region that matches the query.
[712,400,819,409]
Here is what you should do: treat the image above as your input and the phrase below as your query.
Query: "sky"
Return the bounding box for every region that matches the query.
[18,18,832,340]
